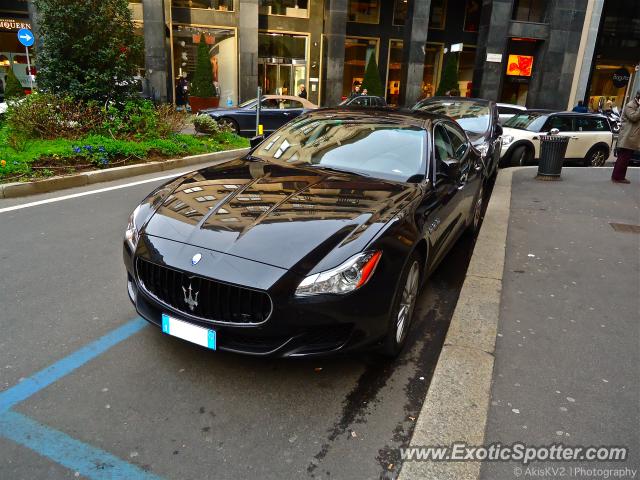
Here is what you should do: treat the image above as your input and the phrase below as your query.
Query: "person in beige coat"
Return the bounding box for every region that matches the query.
[612,90,640,183]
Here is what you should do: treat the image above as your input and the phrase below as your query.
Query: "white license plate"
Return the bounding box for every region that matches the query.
[161,314,216,350]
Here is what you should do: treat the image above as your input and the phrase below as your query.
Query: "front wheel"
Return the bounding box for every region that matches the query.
[381,253,421,358]
[510,145,533,167]
[466,184,484,236]
[216,117,239,134]
[584,147,608,167]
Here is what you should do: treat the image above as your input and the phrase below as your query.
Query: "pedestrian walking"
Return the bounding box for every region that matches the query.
[572,100,588,113]
[612,90,640,184]
[175,75,189,111]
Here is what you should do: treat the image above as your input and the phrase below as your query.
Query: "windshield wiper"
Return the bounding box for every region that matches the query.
[308,165,371,177]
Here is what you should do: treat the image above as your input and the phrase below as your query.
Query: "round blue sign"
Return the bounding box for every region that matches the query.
[17,28,35,48]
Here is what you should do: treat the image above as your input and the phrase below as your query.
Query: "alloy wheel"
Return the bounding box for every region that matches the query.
[396,261,420,344]
[473,187,484,232]
[590,150,606,167]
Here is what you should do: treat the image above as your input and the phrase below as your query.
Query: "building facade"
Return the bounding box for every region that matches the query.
[2,0,638,110]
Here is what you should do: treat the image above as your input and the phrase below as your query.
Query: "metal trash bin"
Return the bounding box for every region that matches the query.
[536,134,569,181]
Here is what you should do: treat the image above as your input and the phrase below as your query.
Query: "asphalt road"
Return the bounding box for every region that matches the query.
[0,165,476,480]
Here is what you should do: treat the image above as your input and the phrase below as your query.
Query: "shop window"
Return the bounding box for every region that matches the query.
[512,0,546,23]
[386,40,403,105]
[429,0,447,29]
[393,0,408,26]
[172,25,237,105]
[463,0,481,32]
[342,37,378,98]
[172,0,233,11]
[420,44,443,100]
[259,0,308,17]
[348,0,380,24]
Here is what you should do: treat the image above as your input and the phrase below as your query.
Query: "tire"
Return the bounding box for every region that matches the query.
[217,117,239,134]
[583,146,608,167]
[510,145,532,167]
[466,184,484,236]
[381,252,422,358]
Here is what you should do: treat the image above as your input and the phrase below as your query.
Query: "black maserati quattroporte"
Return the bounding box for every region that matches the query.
[124,108,485,357]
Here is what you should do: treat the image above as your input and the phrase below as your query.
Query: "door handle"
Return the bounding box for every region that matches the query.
[571,136,579,140]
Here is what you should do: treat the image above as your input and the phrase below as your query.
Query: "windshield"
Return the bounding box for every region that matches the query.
[504,112,549,132]
[239,98,256,108]
[414,100,491,134]
[252,116,427,183]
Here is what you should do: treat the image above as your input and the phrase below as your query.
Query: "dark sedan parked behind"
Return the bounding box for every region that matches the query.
[200,94,317,137]
[123,108,485,357]
[413,97,503,179]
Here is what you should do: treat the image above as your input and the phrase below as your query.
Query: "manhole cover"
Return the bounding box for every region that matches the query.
[609,223,640,234]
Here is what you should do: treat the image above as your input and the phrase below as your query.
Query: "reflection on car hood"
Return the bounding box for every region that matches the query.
[143,158,420,273]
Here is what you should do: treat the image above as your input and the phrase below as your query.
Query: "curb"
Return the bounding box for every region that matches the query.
[0,148,249,199]
[399,168,516,480]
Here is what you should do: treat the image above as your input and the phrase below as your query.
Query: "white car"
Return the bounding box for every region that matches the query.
[497,103,527,125]
[500,111,613,167]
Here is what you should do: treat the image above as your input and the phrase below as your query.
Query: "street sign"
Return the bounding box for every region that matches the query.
[17,28,35,48]
[451,43,464,53]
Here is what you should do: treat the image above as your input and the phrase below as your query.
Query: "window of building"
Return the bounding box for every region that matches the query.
[342,37,379,98]
[393,0,408,26]
[259,0,308,17]
[386,40,403,105]
[172,25,237,105]
[512,0,546,23]
[463,0,481,32]
[420,44,444,100]
[348,0,380,24]
[429,0,447,29]
[172,0,233,11]
[258,33,307,96]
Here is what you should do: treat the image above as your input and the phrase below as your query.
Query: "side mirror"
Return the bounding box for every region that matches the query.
[495,124,503,137]
[249,135,265,149]
[548,128,560,136]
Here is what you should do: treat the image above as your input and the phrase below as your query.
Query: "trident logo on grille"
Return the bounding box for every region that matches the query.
[182,284,199,311]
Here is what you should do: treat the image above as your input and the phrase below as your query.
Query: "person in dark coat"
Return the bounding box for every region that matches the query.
[298,85,307,99]
[612,91,640,184]
[572,100,588,113]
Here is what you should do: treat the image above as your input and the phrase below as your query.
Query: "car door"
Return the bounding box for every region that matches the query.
[444,121,479,223]
[425,123,465,269]
[573,116,613,156]
[543,115,581,158]
[280,98,306,122]
[258,98,285,133]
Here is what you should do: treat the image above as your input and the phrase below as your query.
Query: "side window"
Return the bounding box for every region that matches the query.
[351,97,365,106]
[433,125,455,165]
[444,123,469,160]
[280,99,304,109]
[576,117,609,132]
[544,116,574,132]
[498,106,521,115]
[261,98,280,109]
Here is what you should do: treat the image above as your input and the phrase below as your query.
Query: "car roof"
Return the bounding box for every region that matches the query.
[306,106,450,128]
[262,94,318,109]
[419,96,493,106]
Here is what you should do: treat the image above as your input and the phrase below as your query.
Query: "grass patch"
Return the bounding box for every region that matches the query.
[0,124,248,183]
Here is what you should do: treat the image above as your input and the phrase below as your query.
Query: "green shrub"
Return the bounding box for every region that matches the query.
[436,53,460,96]
[193,114,230,135]
[362,55,384,97]
[4,69,25,100]
[190,34,216,98]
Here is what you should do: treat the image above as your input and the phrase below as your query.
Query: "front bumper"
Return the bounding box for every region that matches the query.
[124,235,395,357]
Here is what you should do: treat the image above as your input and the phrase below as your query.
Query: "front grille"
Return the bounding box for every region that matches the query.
[136,258,272,325]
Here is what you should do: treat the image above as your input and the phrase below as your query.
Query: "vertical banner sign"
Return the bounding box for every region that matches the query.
[17,28,35,91]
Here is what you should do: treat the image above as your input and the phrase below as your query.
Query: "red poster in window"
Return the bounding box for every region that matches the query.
[506,55,534,77]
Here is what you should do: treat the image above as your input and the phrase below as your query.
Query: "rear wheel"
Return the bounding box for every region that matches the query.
[510,145,533,166]
[466,184,484,236]
[381,252,421,358]
[584,147,608,167]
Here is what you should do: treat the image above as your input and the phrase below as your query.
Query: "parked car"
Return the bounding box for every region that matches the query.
[413,96,503,179]
[200,94,317,137]
[497,103,527,124]
[123,109,485,358]
[501,111,613,167]
[339,95,387,107]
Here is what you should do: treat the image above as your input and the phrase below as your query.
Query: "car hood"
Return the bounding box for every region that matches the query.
[143,158,420,273]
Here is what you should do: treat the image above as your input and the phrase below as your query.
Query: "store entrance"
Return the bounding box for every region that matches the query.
[258,62,306,96]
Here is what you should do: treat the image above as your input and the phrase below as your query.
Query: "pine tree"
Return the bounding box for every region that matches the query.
[33,0,143,101]
[361,54,384,97]
[190,34,216,98]
[4,68,25,100]
[436,53,460,96]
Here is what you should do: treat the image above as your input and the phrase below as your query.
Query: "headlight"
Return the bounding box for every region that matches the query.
[125,205,142,251]
[295,251,382,296]
[502,135,514,146]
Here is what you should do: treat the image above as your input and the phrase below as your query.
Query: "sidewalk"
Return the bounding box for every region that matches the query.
[481,167,640,478]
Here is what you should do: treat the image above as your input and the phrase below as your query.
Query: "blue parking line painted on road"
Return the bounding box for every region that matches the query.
[0,317,147,412]
[0,410,163,480]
